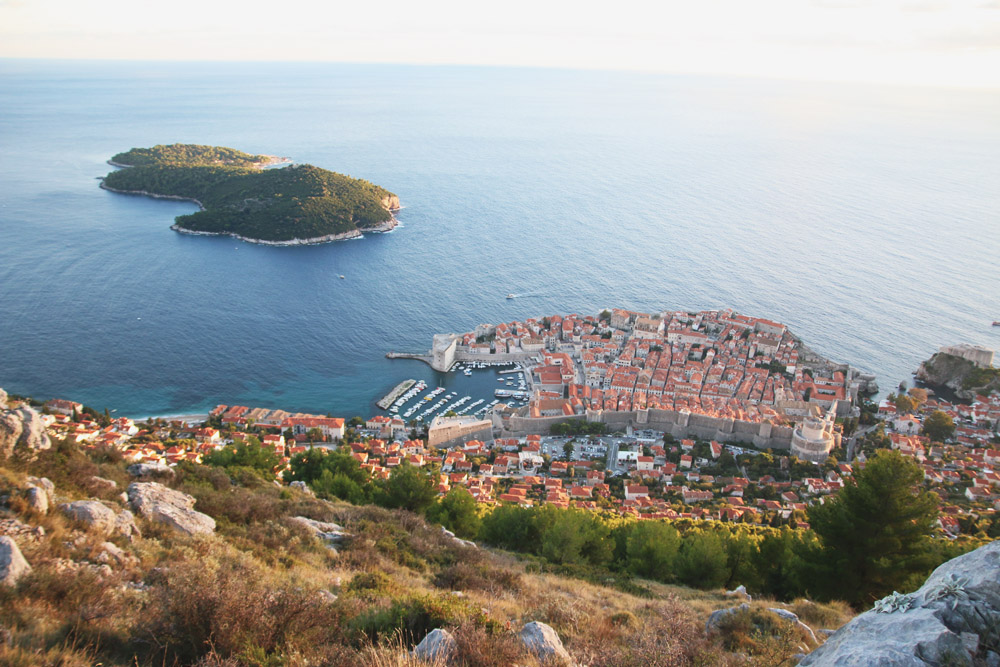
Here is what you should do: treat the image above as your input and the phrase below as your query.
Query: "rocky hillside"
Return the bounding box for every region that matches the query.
[916,352,1000,400]
[800,540,1000,665]
[0,427,856,666]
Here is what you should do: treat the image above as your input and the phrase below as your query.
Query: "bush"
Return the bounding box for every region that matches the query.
[349,593,496,647]
[432,561,523,595]
[140,542,341,664]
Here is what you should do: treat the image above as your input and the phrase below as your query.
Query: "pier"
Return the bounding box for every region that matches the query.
[376,379,415,410]
[385,351,434,366]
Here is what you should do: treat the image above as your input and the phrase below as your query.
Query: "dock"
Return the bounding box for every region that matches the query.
[385,351,434,367]
[377,379,416,410]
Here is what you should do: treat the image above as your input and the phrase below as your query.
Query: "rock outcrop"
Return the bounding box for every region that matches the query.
[520,621,572,664]
[799,540,1000,666]
[706,603,750,632]
[0,399,51,459]
[915,351,999,401]
[0,536,31,586]
[60,500,141,540]
[413,627,457,662]
[127,461,174,479]
[289,516,349,549]
[442,526,477,549]
[25,485,48,514]
[128,482,215,535]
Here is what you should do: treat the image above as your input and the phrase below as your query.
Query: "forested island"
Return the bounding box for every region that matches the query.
[101,144,400,244]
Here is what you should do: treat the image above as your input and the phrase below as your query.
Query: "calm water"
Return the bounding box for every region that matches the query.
[1,60,998,418]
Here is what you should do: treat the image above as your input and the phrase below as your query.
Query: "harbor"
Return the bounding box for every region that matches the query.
[377,360,531,424]
[375,379,416,410]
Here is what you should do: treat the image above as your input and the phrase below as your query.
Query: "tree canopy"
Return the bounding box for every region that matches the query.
[806,450,939,607]
[102,145,397,242]
[921,410,955,442]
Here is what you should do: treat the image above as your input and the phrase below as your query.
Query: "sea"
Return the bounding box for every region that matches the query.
[1,59,998,419]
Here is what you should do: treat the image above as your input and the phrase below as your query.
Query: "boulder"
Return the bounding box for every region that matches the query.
[128,482,215,535]
[96,541,134,566]
[768,607,818,644]
[520,621,572,664]
[25,486,48,514]
[726,584,751,601]
[0,536,31,586]
[412,627,457,662]
[27,477,55,504]
[127,461,173,479]
[15,407,51,451]
[0,412,23,458]
[706,603,750,633]
[0,388,7,409]
[60,500,140,540]
[0,405,52,458]
[442,526,477,549]
[800,540,1000,666]
[89,476,118,492]
[290,516,349,547]
[289,480,315,496]
[61,500,118,533]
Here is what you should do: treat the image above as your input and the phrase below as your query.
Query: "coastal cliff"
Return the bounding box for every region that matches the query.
[915,351,1000,400]
[101,144,400,244]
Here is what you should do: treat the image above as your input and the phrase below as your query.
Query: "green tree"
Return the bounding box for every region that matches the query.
[675,530,729,589]
[921,410,955,442]
[625,521,680,581]
[427,487,481,538]
[806,450,939,607]
[379,462,437,514]
[563,441,575,460]
[203,440,279,475]
[893,394,917,414]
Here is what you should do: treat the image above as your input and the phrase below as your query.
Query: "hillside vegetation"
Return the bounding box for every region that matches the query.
[0,438,855,667]
[102,144,398,242]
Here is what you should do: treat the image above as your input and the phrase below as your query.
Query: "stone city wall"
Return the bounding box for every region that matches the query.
[504,408,793,452]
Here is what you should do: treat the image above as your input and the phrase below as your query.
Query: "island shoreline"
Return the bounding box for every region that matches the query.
[99,180,399,246]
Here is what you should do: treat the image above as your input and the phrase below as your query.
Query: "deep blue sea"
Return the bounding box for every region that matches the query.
[1,60,998,418]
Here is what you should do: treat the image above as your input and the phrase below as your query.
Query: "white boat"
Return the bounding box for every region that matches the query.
[506,294,515,299]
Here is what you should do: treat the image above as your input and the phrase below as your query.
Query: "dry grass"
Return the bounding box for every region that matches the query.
[0,444,858,666]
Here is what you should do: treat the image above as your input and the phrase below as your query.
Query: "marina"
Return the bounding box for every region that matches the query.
[378,360,532,423]
[376,379,415,410]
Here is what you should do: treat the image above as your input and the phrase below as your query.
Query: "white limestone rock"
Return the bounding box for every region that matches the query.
[412,627,457,662]
[799,540,1000,666]
[128,482,215,536]
[441,526,477,549]
[726,584,751,600]
[89,476,118,492]
[127,461,174,479]
[0,536,31,586]
[16,407,52,452]
[290,516,349,547]
[27,477,55,505]
[25,486,48,514]
[706,603,750,633]
[520,621,572,664]
[60,500,118,533]
[289,480,315,496]
[768,607,818,644]
[0,412,22,459]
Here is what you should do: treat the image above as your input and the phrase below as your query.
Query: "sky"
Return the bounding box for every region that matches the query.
[1,0,998,87]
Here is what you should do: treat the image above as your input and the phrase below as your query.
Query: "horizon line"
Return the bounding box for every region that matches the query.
[2,56,998,92]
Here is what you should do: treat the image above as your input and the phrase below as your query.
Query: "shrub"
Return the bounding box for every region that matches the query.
[432,561,523,595]
[349,594,498,647]
[140,542,341,664]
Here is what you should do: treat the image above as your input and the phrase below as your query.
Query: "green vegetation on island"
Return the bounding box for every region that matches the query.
[102,144,399,243]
